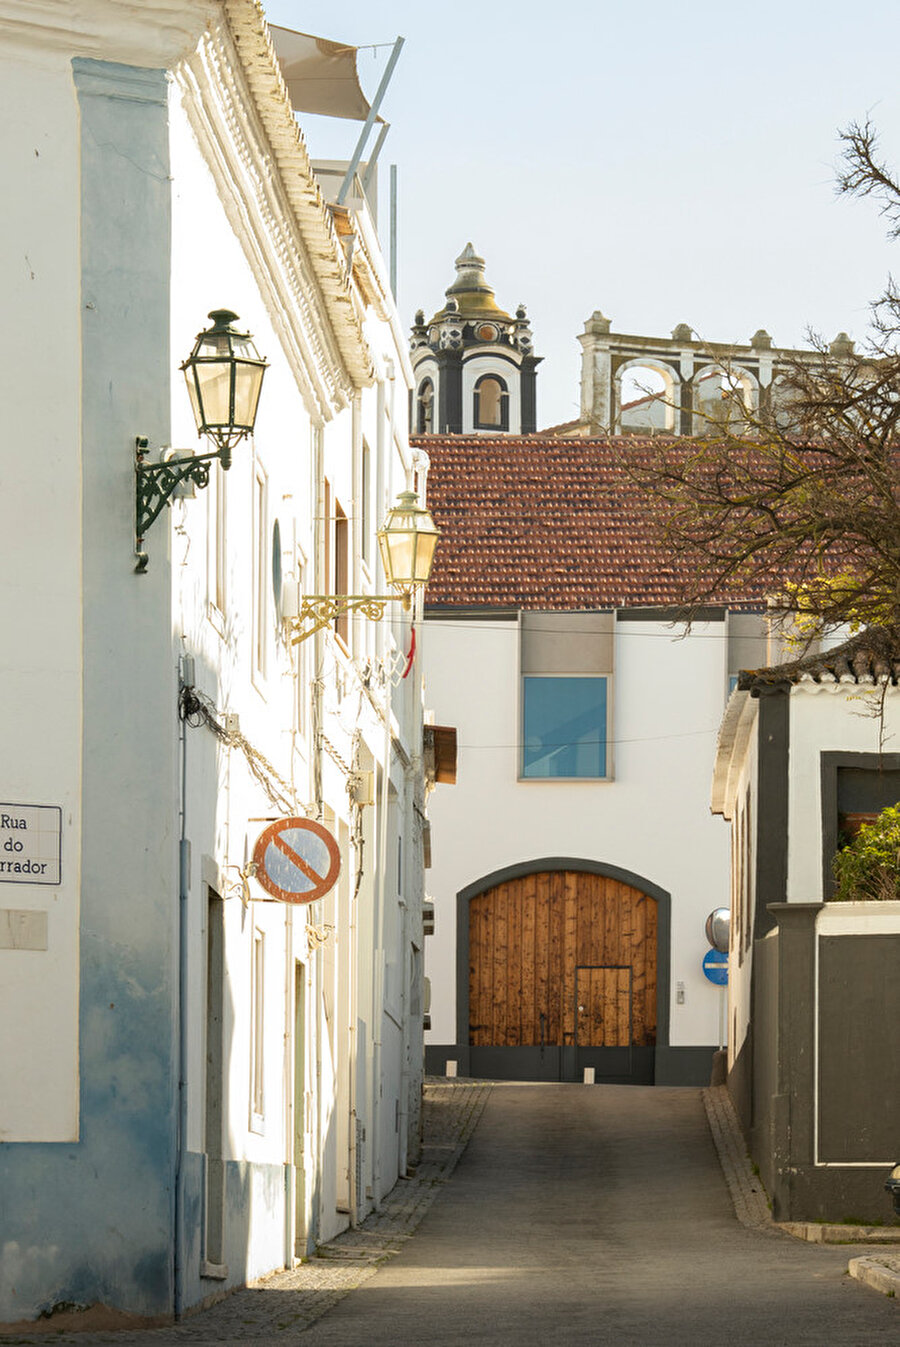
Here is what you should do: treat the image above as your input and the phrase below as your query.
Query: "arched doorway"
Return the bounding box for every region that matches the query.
[457,860,670,1082]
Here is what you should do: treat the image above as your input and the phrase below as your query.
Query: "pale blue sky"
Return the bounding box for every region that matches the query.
[262,0,900,427]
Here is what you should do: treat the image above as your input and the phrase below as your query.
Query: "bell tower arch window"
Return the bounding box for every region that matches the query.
[474,374,509,430]
[416,379,434,434]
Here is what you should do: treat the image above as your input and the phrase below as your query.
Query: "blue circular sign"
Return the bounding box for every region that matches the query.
[702,946,729,986]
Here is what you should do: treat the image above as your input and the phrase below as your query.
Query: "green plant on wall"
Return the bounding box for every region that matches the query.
[833,803,900,901]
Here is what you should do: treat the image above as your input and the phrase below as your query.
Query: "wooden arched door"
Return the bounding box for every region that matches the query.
[467,870,657,1082]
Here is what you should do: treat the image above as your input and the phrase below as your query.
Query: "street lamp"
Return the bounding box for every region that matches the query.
[135,310,268,571]
[290,489,440,643]
[377,489,440,593]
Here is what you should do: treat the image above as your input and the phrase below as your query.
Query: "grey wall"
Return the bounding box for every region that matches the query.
[734,905,900,1224]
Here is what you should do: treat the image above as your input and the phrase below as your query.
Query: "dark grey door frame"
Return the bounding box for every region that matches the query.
[455,858,671,1075]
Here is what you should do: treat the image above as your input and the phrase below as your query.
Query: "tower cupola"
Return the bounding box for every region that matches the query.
[411,244,541,435]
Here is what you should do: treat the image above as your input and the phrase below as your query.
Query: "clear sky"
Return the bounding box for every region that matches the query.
[261,0,900,429]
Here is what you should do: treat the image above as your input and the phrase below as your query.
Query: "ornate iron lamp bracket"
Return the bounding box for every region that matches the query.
[134,436,223,573]
[289,594,411,644]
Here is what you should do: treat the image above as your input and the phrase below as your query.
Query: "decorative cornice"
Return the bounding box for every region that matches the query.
[0,0,217,65]
[221,0,373,395]
[176,2,374,419]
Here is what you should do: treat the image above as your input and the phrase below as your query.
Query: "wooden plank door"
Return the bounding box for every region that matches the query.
[468,870,657,1081]
[575,965,632,1047]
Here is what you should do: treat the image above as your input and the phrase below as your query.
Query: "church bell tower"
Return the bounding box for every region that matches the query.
[410,243,541,435]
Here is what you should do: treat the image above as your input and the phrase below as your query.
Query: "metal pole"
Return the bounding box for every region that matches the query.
[361,122,391,196]
[337,37,404,207]
[390,164,398,300]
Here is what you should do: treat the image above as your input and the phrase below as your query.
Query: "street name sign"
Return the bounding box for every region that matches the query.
[0,804,62,884]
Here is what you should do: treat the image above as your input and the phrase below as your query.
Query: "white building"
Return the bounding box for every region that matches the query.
[711,625,900,1121]
[0,0,431,1327]
[415,430,771,1085]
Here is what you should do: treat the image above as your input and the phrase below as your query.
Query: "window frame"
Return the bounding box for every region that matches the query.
[249,927,265,1133]
[473,373,509,431]
[519,672,612,782]
[416,378,434,434]
[251,461,268,688]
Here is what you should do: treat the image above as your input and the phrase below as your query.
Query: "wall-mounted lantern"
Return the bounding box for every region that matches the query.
[135,310,267,571]
[289,490,440,644]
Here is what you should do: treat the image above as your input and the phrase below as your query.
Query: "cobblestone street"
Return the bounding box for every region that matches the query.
[22,1081,490,1345]
[9,1079,899,1346]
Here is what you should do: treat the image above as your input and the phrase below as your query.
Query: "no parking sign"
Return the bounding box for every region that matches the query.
[252,817,341,904]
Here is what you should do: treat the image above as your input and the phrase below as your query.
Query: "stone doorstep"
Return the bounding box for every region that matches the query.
[848,1254,900,1299]
[779,1221,900,1245]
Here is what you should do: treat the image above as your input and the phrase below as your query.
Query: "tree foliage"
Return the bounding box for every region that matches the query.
[833,803,900,902]
[628,120,900,633]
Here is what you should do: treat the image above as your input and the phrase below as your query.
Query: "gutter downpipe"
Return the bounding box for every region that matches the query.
[347,394,363,1228]
[372,675,391,1209]
[312,424,326,1245]
[174,659,191,1319]
[370,375,390,1209]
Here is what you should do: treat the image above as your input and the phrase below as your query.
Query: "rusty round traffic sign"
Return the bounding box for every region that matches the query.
[252,817,341,904]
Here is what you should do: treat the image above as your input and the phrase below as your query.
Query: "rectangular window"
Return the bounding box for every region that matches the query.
[334,501,349,646]
[361,440,372,565]
[207,462,227,622]
[522,675,609,779]
[324,478,332,593]
[252,466,268,681]
[250,928,265,1127]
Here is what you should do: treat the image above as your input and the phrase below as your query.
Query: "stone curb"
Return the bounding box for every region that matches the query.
[848,1254,900,1299]
[780,1221,900,1245]
[704,1084,900,1304]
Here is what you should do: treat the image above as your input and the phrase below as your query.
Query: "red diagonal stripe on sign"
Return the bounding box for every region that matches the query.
[273,831,322,886]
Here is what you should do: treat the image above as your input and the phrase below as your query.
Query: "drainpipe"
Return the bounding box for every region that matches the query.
[347,819,359,1228]
[398,889,409,1176]
[283,899,294,1267]
[311,424,326,1245]
[372,683,391,1208]
[174,654,192,1318]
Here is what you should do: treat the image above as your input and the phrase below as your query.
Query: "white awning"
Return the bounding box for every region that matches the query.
[268,25,382,122]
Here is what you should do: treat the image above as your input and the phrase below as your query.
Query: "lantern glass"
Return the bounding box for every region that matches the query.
[181,309,267,451]
[233,358,265,430]
[377,490,440,590]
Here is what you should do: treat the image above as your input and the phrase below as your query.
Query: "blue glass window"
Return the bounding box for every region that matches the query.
[522,676,608,779]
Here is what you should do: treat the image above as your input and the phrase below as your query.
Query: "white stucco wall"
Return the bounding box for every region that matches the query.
[423,615,733,1051]
[786,683,900,902]
[0,37,82,1141]
[168,73,424,1268]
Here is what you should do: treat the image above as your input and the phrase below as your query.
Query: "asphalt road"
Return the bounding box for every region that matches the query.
[299,1083,899,1346]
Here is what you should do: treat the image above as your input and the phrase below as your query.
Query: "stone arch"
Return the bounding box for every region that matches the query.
[415,377,434,434]
[614,358,679,433]
[473,372,509,430]
[693,362,759,432]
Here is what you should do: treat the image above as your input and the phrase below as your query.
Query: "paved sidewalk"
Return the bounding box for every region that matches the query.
[703,1084,900,1301]
[28,1079,491,1344]
[700,1086,772,1231]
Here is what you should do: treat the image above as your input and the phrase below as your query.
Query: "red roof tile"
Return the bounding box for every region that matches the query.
[415,435,767,611]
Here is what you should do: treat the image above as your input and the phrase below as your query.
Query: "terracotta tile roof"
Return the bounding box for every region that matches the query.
[416,435,767,611]
[739,625,900,689]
